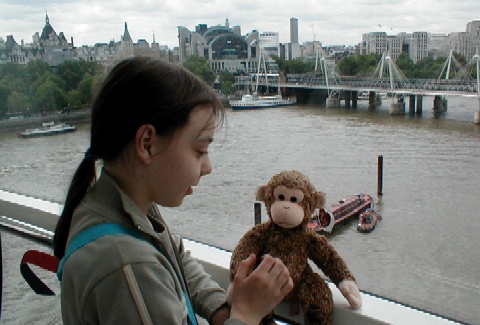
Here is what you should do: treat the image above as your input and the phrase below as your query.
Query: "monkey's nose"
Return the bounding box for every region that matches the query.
[283,206,290,209]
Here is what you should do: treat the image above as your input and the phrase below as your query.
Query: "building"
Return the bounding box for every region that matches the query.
[177,18,260,74]
[445,19,480,59]
[360,31,428,63]
[1,15,173,69]
[287,17,301,60]
[290,18,298,44]
[259,32,280,57]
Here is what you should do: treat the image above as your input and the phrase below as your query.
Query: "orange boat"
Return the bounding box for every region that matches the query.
[308,194,374,233]
[357,208,380,233]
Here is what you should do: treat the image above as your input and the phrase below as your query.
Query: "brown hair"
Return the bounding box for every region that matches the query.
[53,57,225,258]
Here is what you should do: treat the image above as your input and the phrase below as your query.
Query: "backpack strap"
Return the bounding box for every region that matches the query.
[57,223,145,281]
[20,250,59,296]
[21,223,198,325]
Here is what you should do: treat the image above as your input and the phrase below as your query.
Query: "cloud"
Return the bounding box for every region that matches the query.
[0,0,476,48]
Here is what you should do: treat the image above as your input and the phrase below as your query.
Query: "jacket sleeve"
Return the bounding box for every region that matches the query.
[175,234,229,322]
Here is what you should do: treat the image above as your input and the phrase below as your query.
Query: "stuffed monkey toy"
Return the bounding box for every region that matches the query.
[230,170,362,325]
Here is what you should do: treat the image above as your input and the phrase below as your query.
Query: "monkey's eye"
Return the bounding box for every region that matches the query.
[278,195,286,201]
[290,197,298,203]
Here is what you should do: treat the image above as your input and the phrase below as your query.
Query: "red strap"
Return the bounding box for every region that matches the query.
[20,250,59,296]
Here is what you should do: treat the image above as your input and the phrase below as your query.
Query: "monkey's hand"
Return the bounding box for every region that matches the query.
[339,279,362,309]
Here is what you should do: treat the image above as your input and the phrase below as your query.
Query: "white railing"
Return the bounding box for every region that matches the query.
[0,189,463,325]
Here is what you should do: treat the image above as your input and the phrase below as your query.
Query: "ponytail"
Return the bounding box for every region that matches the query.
[53,156,96,258]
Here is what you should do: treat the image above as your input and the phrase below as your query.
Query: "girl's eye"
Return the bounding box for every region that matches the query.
[197,150,208,157]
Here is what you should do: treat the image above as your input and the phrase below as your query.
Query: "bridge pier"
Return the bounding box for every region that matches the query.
[368,91,381,108]
[433,95,448,113]
[352,91,358,108]
[416,95,423,114]
[326,97,340,108]
[389,96,405,115]
[344,91,351,108]
[475,99,480,124]
[408,95,416,115]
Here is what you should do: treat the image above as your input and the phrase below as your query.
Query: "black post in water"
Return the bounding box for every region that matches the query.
[254,202,261,225]
[377,155,384,196]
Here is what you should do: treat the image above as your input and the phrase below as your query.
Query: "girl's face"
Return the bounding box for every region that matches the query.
[146,104,215,208]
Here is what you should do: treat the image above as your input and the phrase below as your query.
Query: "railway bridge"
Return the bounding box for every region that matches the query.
[234,50,480,123]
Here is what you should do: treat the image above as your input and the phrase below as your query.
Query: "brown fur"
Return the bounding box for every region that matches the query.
[230,170,356,325]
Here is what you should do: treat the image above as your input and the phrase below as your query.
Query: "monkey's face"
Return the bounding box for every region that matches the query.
[270,185,306,228]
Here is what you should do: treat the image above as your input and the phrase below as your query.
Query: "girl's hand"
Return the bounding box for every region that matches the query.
[228,253,293,325]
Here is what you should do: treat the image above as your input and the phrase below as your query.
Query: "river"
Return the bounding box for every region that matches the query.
[1,96,479,324]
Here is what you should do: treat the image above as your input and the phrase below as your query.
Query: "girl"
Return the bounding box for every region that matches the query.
[53,57,293,325]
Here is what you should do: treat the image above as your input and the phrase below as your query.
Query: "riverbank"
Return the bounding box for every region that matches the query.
[0,109,91,131]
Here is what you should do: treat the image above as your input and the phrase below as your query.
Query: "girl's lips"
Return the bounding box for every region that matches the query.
[186,187,193,195]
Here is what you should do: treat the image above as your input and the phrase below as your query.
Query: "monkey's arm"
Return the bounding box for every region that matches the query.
[230,222,270,281]
[307,232,356,285]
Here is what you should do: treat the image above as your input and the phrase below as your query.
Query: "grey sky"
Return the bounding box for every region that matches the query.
[1,0,478,48]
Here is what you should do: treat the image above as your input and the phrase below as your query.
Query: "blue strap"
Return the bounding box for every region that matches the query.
[57,223,146,281]
[183,291,199,325]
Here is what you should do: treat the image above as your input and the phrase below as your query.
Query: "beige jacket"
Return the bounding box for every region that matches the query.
[60,171,244,325]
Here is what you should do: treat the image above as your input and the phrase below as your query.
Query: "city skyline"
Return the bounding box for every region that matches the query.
[1,0,478,49]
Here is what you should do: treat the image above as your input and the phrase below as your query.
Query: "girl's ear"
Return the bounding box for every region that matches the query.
[315,191,326,208]
[135,124,155,162]
[256,185,268,202]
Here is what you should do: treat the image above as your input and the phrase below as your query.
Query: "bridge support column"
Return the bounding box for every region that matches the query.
[326,97,340,108]
[344,91,351,108]
[369,91,380,108]
[389,102,405,115]
[416,95,423,114]
[352,91,358,108]
[433,95,448,113]
[408,95,416,115]
[475,99,480,124]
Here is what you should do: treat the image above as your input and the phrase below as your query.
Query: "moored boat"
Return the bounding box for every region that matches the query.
[17,121,76,138]
[229,93,297,110]
[357,208,380,233]
[308,193,374,233]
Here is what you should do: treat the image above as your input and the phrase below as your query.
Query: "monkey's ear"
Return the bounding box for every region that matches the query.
[315,191,326,208]
[256,185,268,202]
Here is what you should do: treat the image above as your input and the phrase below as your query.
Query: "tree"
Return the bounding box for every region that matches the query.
[273,57,315,74]
[57,59,103,91]
[395,53,415,77]
[337,55,358,76]
[26,60,51,85]
[337,53,381,76]
[66,89,82,109]
[7,91,31,113]
[34,81,65,112]
[182,55,216,85]
[0,83,9,118]
[77,74,94,106]
[219,70,235,94]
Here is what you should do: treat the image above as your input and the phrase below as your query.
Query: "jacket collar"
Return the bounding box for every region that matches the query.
[74,169,163,238]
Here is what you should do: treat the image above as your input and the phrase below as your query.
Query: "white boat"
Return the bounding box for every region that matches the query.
[0,189,464,325]
[229,93,297,110]
[17,121,76,138]
[230,45,296,110]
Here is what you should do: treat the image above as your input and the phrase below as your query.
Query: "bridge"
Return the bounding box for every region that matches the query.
[234,50,480,123]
